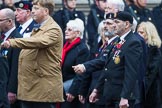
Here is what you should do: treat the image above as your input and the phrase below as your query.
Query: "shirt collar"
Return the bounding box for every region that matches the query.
[20,18,33,34]
[120,30,131,41]
[39,17,49,27]
[4,26,16,41]
[107,35,118,44]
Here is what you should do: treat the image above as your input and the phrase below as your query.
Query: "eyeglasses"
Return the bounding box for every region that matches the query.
[67,0,77,2]
[0,18,9,22]
[98,0,107,2]
[65,28,73,32]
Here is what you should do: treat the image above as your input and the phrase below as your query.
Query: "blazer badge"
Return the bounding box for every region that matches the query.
[114,55,120,64]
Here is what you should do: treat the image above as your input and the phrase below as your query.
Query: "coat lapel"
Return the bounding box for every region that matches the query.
[105,31,133,65]
[104,37,120,65]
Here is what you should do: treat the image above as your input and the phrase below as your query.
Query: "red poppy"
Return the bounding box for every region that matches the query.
[23,4,29,9]
[116,43,122,49]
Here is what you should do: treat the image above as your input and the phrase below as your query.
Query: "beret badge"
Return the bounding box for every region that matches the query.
[19,3,24,8]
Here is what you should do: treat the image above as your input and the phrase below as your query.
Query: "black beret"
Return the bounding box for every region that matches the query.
[105,13,115,20]
[115,11,133,24]
[14,1,33,11]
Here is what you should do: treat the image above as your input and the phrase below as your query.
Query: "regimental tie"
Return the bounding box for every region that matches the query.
[0,33,8,57]
[1,33,5,39]
[0,33,5,43]
[17,26,22,33]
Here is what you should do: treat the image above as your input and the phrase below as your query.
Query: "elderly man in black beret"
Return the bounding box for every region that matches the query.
[78,13,120,108]
[14,1,37,38]
[73,11,143,108]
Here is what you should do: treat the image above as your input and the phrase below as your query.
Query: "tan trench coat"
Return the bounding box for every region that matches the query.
[9,16,64,102]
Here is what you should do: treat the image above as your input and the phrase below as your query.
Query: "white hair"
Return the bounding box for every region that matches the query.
[98,20,104,35]
[131,18,138,32]
[66,18,84,39]
[107,0,125,11]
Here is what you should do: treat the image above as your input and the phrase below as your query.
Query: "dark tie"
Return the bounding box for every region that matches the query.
[103,42,108,50]
[17,26,22,32]
[1,33,5,40]
[116,37,121,43]
[0,33,5,44]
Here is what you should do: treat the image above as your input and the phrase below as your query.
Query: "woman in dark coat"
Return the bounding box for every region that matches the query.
[61,18,89,108]
[137,21,162,108]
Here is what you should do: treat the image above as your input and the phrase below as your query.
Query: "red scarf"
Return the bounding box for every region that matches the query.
[61,37,81,65]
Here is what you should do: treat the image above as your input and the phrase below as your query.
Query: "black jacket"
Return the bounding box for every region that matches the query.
[0,54,10,108]
[84,31,142,101]
[62,41,89,96]
[79,37,120,105]
[0,29,22,94]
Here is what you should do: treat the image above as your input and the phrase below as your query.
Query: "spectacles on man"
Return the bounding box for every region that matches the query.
[98,0,107,2]
[0,18,10,22]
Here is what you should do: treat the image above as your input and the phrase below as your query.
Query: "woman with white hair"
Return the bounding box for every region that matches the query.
[61,18,89,108]
[137,21,162,108]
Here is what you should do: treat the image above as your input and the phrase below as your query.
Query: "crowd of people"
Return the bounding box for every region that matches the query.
[0,0,162,108]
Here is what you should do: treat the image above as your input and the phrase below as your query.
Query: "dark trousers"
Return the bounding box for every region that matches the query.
[20,101,56,108]
[86,102,105,108]
[105,100,135,108]
[61,98,83,108]
[10,100,21,108]
[134,102,144,108]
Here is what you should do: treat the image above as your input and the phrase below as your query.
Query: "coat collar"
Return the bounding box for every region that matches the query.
[32,16,54,32]
[39,16,54,30]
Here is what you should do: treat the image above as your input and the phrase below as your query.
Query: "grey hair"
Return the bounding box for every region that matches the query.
[98,20,104,35]
[3,8,15,21]
[66,18,84,39]
[107,0,125,11]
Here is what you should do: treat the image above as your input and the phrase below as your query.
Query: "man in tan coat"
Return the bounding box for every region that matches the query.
[1,0,64,108]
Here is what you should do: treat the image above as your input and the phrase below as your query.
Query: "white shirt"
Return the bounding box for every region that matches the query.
[19,18,33,38]
[19,18,33,34]
[4,26,16,41]
[120,30,131,41]
[107,35,118,45]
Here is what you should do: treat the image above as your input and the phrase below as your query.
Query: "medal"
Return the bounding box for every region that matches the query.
[114,56,120,64]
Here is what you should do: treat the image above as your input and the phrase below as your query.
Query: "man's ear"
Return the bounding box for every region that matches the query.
[45,8,49,14]
[125,21,130,29]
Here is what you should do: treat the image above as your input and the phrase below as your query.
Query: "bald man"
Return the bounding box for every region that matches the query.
[0,8,22,108]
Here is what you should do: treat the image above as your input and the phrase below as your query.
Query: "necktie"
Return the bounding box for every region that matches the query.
[1,33,5,40]
[103,42,108,50]
[17,26,22,32]
[0,33,5,44]
[116,37,121,43]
